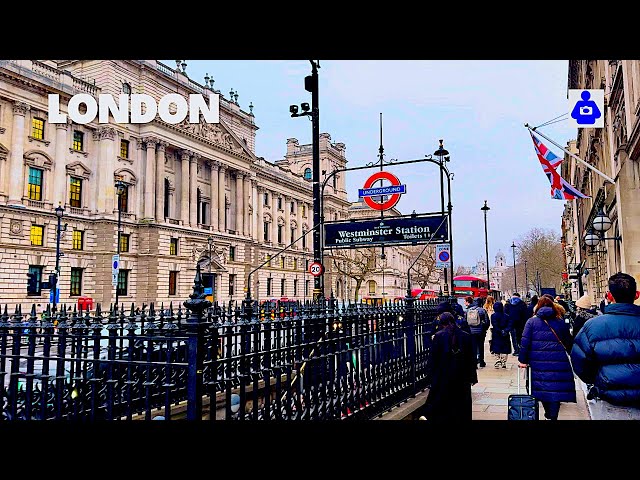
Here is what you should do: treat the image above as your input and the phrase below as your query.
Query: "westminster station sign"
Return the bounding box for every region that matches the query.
[324,214,448,249]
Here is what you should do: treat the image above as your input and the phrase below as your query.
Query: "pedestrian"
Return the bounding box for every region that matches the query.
[571,273,640,418]
[422,312,477,422]
[437,300,470,334]
[465,296,489,368]
[490,301,512,368]
[518,296,576,420]
[484,295,496,352]
[571,293,598,338]
[509,292,528,355]
[526,295,539,320]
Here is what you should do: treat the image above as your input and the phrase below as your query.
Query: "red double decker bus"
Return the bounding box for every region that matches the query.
[453,275,489,299]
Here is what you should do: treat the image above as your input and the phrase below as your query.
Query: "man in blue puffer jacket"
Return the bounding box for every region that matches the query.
[571,272,640,419]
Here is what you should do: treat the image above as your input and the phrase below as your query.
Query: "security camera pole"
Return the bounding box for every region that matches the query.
[308,61,322,301]
[291,60,323,301]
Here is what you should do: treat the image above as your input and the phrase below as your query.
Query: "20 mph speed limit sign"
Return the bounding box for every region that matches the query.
[309,262,324,277]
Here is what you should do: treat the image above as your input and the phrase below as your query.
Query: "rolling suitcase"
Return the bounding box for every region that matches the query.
[507,366,539,420]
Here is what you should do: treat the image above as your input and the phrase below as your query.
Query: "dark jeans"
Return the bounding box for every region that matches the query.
[470,332,486,366]
[540,400,561,420]
[511,329,520,353]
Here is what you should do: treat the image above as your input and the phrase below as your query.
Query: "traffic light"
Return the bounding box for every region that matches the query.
[26,273,38,294]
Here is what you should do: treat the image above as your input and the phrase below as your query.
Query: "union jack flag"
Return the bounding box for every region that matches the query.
[530,131,589,200]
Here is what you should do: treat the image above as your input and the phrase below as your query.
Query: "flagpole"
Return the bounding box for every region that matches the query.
[525,124,616,184]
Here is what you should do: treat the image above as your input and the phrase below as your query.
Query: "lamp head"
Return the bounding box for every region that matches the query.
[115,180,126,196]
[481,200,490,212]
[301,102,310,112]
[55,203,64,218]
[592,208,612,232]
[289,104,299,116]
[584,228,600,247]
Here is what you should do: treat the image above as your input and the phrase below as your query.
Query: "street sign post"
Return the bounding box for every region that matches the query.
[435,243,451,269]
[309,261,324,277]
[112,254,120,286]
[49,287,60,304]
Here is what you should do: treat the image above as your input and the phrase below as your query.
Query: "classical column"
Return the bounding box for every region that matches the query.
[218,165,227,231]
[210,161,219,231]
[53,120,69,208]
[155,141,167,222]
[8,102,30,205]
[235,172,243,234]
[252,179,258,241]
[297,199,303,240]
[285,195,292,246]
[244,175,251,236]
[96,126,117,213]
[257,185,264,243]
[134,139,145,216]
[180,150,190,225]
[189,154,199,227]
[143,137,157,219]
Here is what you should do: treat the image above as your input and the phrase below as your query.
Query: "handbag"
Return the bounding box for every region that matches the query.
[542,318,572,363]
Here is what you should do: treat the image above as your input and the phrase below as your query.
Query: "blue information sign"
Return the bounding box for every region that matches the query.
[49,287,60,304]
[324,214,448,249]
[204,287,213,295]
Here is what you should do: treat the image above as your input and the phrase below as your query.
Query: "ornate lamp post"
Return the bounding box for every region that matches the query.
[481,201,490,293]
[53,204,65,314]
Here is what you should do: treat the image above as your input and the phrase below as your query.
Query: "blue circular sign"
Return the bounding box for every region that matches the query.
[113,261,119,269]
[438,251,450,262]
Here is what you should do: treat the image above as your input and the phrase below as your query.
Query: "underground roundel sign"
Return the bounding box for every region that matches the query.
[358,171,406,211]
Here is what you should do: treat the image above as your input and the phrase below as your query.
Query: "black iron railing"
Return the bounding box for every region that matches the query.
[0,268,450,421]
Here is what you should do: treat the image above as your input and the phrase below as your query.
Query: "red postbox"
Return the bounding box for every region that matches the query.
[77,297,87,312]
[84,297,94,311]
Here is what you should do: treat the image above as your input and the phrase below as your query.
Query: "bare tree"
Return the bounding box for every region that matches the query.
[501,227,564,295]
[408,245,441,288]
[454,265,470,276]
[330,247,379,302]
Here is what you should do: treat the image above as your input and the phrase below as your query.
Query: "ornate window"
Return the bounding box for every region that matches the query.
[118,185,129,212]
[73,131,84,151]
[229,246,235,261]
[169,271,177,296]
[72,230,84,250]
[293,279,298,296]
[120,139,129,158]
[277,225,283,244]
[69,177,82,207]
[170,238,178,255]
[120,233,130,252]
[32,118,44,140]
[266,277,272,296]
[281,278,286,296]
[30,225,43,246]
[117,270,129,296]
[70,268,82,296]
[28,167,43,201]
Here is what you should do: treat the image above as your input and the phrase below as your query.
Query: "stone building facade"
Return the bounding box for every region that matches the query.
[561,60,640,304]
[0,59,428,310]
[0,59,354,310]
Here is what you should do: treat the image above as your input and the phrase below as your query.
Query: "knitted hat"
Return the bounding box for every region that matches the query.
[575,294,593,309]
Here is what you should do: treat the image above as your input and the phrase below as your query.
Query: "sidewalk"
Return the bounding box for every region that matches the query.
[471,340,591,420]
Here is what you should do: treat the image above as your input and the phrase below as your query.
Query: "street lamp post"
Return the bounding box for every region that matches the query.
[481,200,490,294]
[434,140,452,293]
[290,60,322,300]
[524,259,529,299]
[207,236,213,302]
[511,241,517,295]
[53,204,64,314]
[115,179,126,309]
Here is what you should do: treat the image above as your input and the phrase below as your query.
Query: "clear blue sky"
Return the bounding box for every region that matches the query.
[167,60,576,268]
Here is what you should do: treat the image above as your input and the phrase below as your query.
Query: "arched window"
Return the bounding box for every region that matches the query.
[304,168,312,181]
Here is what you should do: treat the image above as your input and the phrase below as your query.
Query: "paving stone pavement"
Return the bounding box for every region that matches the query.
[472,339,591,420]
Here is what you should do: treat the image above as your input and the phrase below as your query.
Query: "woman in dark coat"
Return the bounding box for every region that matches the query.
[423,312,477,422]
[490,301,512,368]
[518,296,576,420]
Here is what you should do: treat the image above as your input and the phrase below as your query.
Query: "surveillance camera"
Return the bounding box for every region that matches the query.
[289,105,299,115]
[301,102,310,112]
